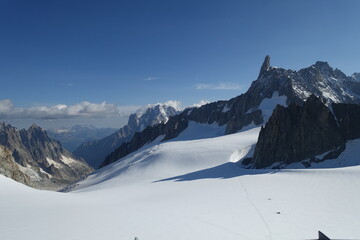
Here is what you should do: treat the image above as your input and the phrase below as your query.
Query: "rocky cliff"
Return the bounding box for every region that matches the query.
[0,122,93,190]
[250,96,360,168]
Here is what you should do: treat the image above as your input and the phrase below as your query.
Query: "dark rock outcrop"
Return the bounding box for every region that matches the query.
[0,122,93,190]
[332,103,360,140]
[251,96,360,168]
[258,55,270,78]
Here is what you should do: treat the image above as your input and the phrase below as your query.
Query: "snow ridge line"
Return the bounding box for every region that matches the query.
[238,178,273,240]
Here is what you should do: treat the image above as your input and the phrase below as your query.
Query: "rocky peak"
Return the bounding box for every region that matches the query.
[29,123,41,129]
[0,122,14,131]
[26,123,48,136]
[258,55,271,79]
[352,72,360,81]
[127,113,140,129]
[132,103,179,131]
[313,61,332,71]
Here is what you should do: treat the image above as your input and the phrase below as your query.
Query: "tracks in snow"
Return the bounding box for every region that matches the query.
[238,178,273,240]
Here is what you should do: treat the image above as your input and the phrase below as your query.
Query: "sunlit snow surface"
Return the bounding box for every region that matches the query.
[1,126,360,240]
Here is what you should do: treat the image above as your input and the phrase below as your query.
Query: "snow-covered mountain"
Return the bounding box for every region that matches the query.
[73,103,179,169]
[102,56,360,167]
[47,125,117,151]
[351,72,360,81]
[0,122,93,190]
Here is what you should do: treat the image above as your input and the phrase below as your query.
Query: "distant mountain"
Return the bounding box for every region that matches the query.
[352,72,360,81]
[73,103,179,169]
[0,122,93,190]
[249,95,360,168]
[47,125,117,151]
[101,56,360,168]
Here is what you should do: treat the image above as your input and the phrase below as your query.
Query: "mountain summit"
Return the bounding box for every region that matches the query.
[258,55,270,78]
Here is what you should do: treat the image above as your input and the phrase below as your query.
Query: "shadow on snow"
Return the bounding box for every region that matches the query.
[155,162,277,183]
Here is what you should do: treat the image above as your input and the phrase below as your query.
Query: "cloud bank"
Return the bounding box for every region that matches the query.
[195,82,241,90]
[192,100,210,108]
[0,99,139,120]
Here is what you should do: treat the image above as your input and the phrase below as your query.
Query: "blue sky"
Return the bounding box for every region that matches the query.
[1,0,360,128]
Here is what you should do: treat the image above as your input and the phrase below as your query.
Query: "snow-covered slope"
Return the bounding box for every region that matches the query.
[2,127,359,240]
[73,103,179,169]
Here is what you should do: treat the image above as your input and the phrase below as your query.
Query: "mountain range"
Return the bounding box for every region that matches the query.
[1,56,360,239]
[1,56,360,189]
[59,57,360,239]
[0,123,93,190]
[101,56,360,168]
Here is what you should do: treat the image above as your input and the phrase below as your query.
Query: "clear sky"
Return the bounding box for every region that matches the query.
[1,0,360,129]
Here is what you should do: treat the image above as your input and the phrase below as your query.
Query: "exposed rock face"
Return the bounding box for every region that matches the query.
[100,56,360,168]
[101,123,166,167]
[0,122,93,190]
[352,72,360,81]
[251,96,345,168]
[332,103,360,140]
[73,104,178,169]
[0,146,31,187]
[251,96,360,168]
[258,55,270,78]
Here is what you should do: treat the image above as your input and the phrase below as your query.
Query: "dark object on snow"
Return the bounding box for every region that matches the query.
[318,231,331,240]
[241,157,252,166]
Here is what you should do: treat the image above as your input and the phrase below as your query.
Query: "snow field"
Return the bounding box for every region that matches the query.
[1,124,360,240]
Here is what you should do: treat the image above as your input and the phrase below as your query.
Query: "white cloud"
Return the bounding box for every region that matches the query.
[192,100,210,108]
[195,82,242,90]
[163,100,182,111]
[143,77,160,81]
[0,99,14,113]
[0,100,139,120]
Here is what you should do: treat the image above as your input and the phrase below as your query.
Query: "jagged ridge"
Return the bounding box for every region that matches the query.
[0,122,93,190]
[101,56,360,168]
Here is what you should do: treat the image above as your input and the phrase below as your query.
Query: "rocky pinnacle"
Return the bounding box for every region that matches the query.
[258,55,270,79]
